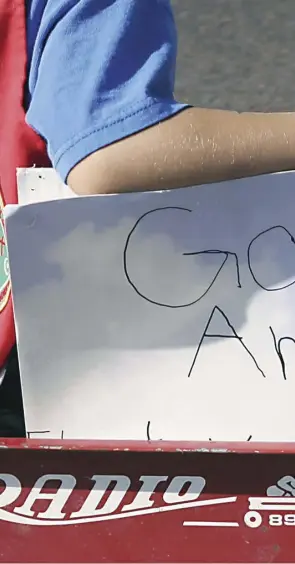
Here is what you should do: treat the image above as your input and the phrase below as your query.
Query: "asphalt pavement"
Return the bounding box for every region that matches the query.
[172,0,295,111]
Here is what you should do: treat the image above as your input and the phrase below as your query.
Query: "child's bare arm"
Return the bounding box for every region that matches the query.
[26,1,295,196]
[68,107,295,195]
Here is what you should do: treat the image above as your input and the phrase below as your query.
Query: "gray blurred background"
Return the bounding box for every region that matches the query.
[172,0,295,111]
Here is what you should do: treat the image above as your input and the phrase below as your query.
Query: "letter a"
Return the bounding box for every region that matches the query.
[188,306,265,378]
[14,474,76,519]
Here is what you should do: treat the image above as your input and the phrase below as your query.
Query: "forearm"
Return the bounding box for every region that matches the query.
[68,107,295,195]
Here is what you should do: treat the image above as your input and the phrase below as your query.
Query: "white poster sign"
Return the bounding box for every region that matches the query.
[4,170,295,441]
[16,168,76,204]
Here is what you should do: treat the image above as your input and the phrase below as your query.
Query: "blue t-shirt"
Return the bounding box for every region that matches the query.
[25,0,187,182]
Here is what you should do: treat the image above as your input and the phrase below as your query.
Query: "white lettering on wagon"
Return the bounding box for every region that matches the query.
[0,473,236,526]
[2,472,293,529]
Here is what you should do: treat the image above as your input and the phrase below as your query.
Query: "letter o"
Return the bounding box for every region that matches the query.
[163,476,205,504]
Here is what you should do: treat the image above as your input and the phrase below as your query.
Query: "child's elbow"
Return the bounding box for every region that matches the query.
[67,157,116,196]
[67,144,136,196]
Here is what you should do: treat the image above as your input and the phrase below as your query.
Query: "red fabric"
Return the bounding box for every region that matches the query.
[0,0,50,367]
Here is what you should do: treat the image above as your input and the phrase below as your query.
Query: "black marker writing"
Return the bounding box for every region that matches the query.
[146,421,151,441]
[27,430,65,439]
[248,226,295,291]
[27,430,50,439]
[188,306,265,378]
[270,326,295,380]
[146,421,163,441]
[183,249,241,288]
[209,435,252,441]
[124,207,241,308]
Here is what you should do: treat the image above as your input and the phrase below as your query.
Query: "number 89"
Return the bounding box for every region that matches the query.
[269,514,295,526]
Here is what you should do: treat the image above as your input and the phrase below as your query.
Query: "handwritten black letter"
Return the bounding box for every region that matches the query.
[124,207,241,308]
[248,226,295,291]
[270,326,295,380]
[188,306,265,378]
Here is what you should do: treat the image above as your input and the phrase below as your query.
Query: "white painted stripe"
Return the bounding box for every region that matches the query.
[183,521,239,527]
[0,496,238,527]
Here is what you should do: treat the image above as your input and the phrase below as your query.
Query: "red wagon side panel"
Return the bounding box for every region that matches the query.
[0,440,293,563]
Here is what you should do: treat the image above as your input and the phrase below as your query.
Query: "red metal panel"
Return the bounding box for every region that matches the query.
[0,439,294,563]
[1,439,294,453]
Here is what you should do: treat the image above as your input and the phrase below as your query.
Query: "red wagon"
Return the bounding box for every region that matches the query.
[0,438,294,563]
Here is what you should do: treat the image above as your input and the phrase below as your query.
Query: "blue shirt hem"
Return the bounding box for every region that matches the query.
[54,100,189,182]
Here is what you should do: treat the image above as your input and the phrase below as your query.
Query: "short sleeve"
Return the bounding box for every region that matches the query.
[26,0,188,182]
